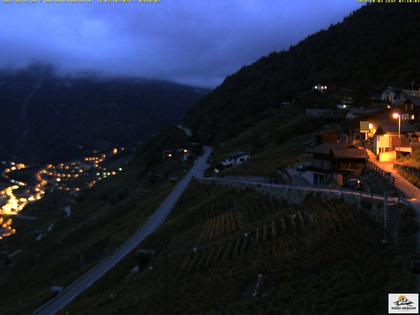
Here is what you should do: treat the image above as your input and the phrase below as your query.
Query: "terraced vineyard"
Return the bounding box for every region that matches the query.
[63,182,416,315]
[175,185,361,275]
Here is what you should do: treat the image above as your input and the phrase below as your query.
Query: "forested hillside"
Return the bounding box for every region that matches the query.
[185,4,420,143]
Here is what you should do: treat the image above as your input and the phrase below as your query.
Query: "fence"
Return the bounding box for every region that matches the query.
[366,161,395,186]
[197,176,400,206]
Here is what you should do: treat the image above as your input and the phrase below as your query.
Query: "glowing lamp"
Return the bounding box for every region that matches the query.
[392,113,401,138]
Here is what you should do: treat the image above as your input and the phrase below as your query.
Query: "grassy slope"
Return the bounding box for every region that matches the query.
[395,151,420,188]
[63,182,416,315]
[209,108,341,178]
[0,127,190,315]
[209,108,312,176]
[397,151,420,169]
[221,134,308,177]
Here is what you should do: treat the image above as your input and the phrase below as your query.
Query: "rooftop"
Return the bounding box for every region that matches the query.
[309,143,368,159]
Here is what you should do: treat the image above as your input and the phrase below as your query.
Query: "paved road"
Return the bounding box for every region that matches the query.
[32,146,212,315]
[367,150,420,249]
[367,149,420,290]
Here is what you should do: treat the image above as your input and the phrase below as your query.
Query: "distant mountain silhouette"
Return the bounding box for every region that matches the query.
[0,64,209,163]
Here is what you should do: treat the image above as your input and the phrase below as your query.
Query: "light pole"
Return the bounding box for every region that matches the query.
[392,112,401,138]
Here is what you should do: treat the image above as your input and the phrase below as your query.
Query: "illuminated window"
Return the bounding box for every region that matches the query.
[411,114,415,120]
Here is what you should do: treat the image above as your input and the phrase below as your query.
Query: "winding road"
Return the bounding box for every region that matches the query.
[32,146,212,315]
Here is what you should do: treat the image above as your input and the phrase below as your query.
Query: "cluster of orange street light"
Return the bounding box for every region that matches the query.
[0,217,15,240]
[3,163,26,174]
[0,164,47,239]
[0,147,127,240]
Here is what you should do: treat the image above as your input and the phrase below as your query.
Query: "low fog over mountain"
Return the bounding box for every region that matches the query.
[0,64,209,163]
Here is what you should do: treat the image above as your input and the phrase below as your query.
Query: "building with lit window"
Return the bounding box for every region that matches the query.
[301,143,368,185]
[381,87,420,122]
[373,125,419,162]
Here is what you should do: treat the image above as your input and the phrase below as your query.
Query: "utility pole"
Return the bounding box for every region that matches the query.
[383,191,392,244]
[162,241,169,315]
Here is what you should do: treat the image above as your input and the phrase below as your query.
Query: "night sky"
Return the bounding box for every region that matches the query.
[0,1,361,87]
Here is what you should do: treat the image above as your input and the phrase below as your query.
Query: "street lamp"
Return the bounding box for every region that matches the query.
[392,112,401,138]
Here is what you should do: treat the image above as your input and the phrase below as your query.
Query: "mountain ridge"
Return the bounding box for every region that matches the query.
[0,65,209,163]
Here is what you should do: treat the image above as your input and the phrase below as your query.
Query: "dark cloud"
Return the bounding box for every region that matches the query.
[0,1,361,87]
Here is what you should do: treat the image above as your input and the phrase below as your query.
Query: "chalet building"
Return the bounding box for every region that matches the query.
[382,87,408,105]
[381,87,420,123]
[347,106,418,146]
[221,151,251,168]
[373,127,420,161]
[373,132,408,162]
[301,143,368,185]
[381,87,420,107]
[390,100,417,122]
